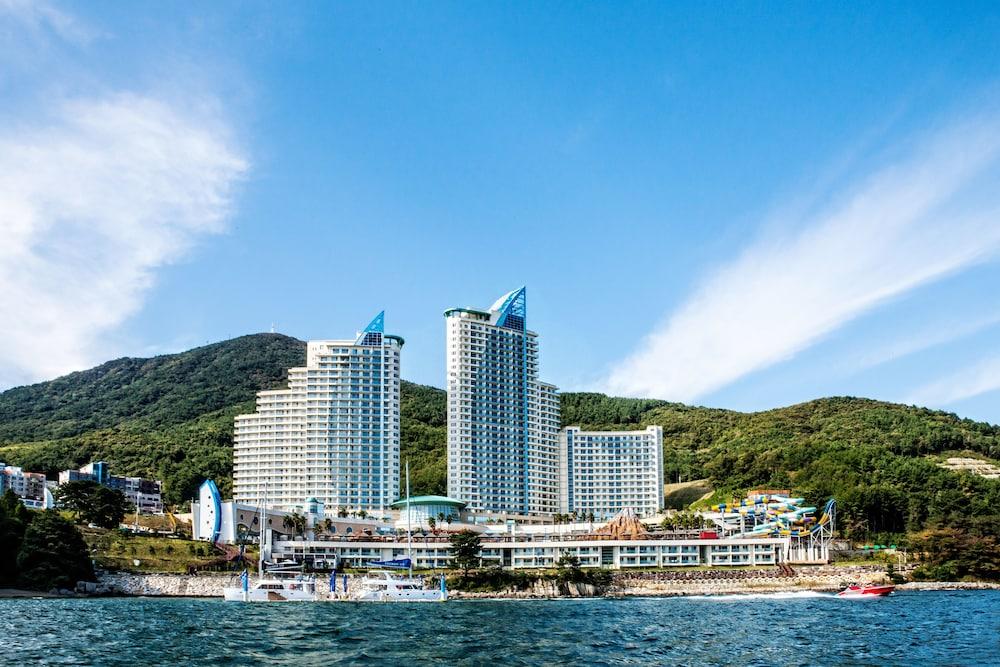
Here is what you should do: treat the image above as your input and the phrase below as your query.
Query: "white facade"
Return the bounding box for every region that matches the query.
[559,426,664,519]
[233,313,402,513]
[445,288,560,516]
[0,463,46,501]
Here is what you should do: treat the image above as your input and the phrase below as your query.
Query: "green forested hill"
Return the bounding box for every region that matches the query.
[1,334,998,549]
[0,333,306,442]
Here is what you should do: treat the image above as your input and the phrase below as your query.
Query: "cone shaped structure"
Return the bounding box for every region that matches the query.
[590,507,650,539]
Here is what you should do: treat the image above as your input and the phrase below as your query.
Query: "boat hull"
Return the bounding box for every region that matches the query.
[837,584,894,598]
[352,571,448,602]
[223,586,317,602]
[354,590,447,602]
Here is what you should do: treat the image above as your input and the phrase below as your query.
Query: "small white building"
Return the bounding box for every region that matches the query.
[559,426,664,519]
[58,461,163,514]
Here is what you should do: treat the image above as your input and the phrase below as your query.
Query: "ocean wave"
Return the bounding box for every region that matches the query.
[683,590,835,601]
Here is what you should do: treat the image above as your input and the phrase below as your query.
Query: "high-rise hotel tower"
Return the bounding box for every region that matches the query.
[233,313,402,512]
[445,288,560,516]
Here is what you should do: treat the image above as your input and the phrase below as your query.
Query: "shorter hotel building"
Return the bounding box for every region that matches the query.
[559,426,664,519]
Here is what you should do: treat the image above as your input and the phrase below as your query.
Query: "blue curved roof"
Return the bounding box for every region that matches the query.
[390,495,467,508]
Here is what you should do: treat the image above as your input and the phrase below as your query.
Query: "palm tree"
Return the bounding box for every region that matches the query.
[283,513,306,536]
[358,509,368,520]
[428,516,437,533]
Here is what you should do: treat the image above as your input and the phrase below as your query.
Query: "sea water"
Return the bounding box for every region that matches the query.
[2,590,998,665]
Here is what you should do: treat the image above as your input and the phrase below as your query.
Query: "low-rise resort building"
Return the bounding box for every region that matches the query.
[193,481,834,571]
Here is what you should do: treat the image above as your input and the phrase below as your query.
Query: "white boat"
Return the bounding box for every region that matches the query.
[223,575,318,602]
[353,570,447,602]
[348,461,448,602]
[223,483,319,602]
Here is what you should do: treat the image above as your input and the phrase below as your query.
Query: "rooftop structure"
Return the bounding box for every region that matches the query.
[707,493,836,563]
[390,495,468,530]
[590,507,651,540]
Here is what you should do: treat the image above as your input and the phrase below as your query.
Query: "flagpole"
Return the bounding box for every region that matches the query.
[406,460,412,578]
[259,481,268,580]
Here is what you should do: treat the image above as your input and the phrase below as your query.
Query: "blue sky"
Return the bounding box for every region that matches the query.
[3,2,1000,424]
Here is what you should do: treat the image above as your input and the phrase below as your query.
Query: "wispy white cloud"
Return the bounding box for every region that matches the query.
[906,355,1000,407]
[0,93,247,387]
[604,112,1000,401]
[852,312,1000,372]
[0,0,100,44]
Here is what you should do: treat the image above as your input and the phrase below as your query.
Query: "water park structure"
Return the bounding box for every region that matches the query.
[707,493,836,563]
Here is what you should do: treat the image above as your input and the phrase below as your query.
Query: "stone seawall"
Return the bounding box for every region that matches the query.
[897,581,1000,592]
[97,567,879,599]
[98,572,235,597]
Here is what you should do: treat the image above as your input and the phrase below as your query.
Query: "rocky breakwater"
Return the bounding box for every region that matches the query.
[451,580,606,599]
[898,581,1000,592]
[611,565,893,597]
[96,572,235,597]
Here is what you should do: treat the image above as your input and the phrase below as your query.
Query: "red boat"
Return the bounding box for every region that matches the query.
[837,583,895,597]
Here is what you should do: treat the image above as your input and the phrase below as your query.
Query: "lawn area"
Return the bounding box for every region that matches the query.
[81,527,256,573]
[662,479,714,510]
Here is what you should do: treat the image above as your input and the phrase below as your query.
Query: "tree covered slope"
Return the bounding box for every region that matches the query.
[644,397,1000,536]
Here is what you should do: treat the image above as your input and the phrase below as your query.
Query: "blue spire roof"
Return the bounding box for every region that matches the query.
[491,286,526,331]
[356,310,385,345]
